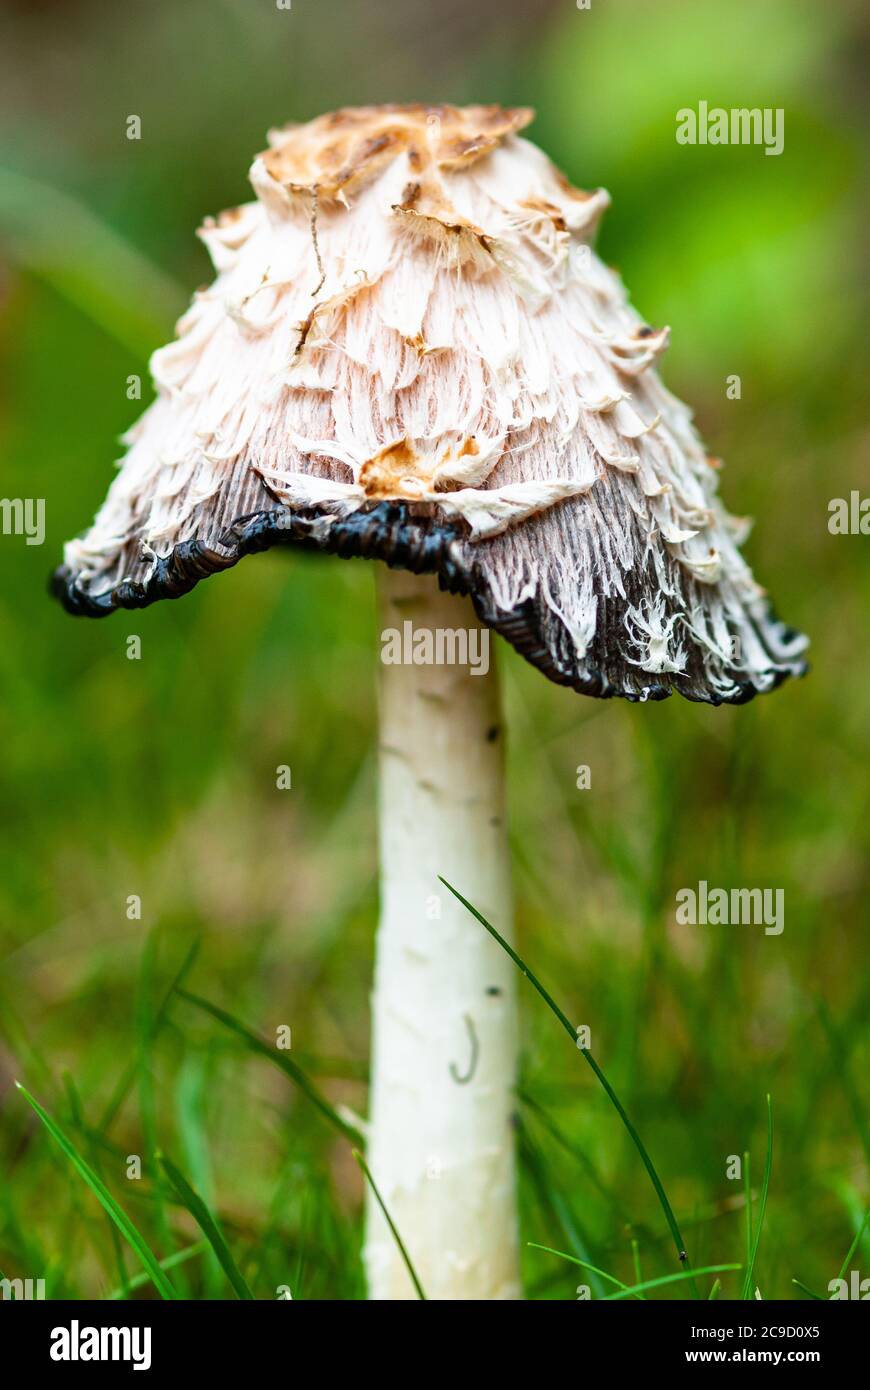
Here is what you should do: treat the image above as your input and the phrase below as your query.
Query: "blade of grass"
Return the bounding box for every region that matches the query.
[741,1095,773,1300]
[63,1072,130,1299]
[831,1180,870,1263]
[604,1265,740,1301]
[137,932,176,1284]
[158,1153,253,1300]
[108,1241,208,1299]
[836,1203,870,1282]
[708,1278,721,1300]
[176,989,363,1146]
[518,1119,606,1299]
[530,1243,738,1300]
[441,877,695,1288]
[175,1055,221,1297]
[352,1150,425,1300]
[791,1278,824,1300]
[245,1152,307,1293]
[99,938,200,1136]
[631,1238,645,1298]
[743,1149,752,1274]
[291,1191,310,1301]
[518,1089,639,1231]
[528,1243,631,1294]
[15,1083,176,1299]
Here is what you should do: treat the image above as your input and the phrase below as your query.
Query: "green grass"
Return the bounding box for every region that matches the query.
[529,1245,740,1301]
[442,875,694,1282]
[352,1151,426,1301]
[175,989,365,1148]
[15,1085,177,1300]
[741,1096,773,1299]
[158,1153,254,1300]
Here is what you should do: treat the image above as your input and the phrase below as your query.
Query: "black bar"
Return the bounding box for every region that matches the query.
[2,1296,866,1375]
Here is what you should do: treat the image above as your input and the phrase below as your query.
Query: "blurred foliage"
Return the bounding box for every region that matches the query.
[0,0,867,1299]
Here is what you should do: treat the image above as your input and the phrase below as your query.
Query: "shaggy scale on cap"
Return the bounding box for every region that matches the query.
[52,103,808,703]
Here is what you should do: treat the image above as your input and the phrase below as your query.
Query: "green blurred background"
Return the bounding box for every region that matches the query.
[0,0,867,1299]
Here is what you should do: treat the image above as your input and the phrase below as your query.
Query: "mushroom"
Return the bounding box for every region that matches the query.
[52,104,808,1300]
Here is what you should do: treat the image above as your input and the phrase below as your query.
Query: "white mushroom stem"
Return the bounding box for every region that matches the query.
[364,566,520,1300]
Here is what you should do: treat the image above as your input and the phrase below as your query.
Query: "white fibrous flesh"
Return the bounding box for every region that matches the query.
[60,105,807,703]
[366,568,519,1300]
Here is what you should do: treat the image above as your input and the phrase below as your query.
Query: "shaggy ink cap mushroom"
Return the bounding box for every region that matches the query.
[53,103,808,705]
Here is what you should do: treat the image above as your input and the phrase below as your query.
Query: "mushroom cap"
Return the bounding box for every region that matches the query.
[53,103,808,704]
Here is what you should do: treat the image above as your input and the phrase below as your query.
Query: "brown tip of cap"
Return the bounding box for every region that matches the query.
[259,104,535,197]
